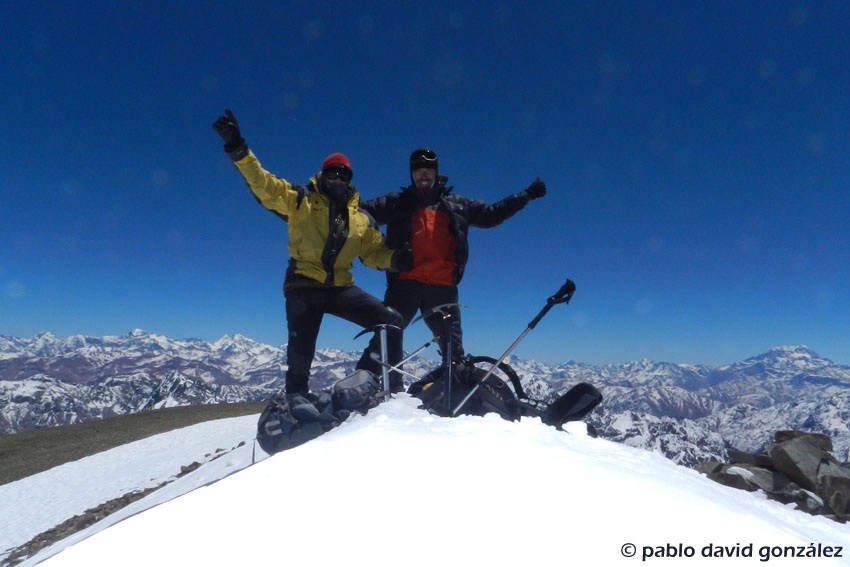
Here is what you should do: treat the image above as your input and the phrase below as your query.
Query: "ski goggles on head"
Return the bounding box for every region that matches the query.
[410,148,438,170]
[322,166,352,182]
[411,149,437,162]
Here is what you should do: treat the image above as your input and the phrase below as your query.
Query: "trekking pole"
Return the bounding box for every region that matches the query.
[451,279,576,417]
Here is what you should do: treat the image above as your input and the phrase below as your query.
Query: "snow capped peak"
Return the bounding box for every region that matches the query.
[28,332,63,358]
[212,333,258,350]
[32,331,58,345]
[738,345,836,372]
[766,344,819,360]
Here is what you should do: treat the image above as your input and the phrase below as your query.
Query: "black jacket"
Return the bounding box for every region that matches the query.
[361,178,531,284]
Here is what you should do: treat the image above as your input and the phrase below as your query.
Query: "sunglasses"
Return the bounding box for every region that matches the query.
[323,167,352,182]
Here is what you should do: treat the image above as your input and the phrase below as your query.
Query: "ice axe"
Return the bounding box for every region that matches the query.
[366,333,442,383]
[409,302,468,326]
[451,278,576,417]
[356,303,467,391]
[354,323,402,394]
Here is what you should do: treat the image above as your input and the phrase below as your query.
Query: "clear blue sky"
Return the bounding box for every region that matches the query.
[2,1,849,366]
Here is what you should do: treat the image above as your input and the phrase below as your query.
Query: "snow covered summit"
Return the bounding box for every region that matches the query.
[8,395,850,567]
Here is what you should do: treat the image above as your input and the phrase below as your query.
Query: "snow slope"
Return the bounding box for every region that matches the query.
[1,416,260,562]
[7,395,850,566]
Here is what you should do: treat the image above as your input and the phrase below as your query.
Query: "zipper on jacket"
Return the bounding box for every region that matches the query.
[321,202,349,286]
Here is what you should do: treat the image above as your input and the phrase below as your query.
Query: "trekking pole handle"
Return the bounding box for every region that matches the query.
[528,279,575,330]
[549,278,576,305]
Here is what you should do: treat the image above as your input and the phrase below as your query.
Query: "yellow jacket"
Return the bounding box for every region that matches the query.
[233,150,395,287]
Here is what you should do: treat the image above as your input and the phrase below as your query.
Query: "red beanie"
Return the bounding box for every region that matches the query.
[322,153,353,175]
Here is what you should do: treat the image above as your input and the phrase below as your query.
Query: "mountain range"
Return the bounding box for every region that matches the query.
[2,330,849,467]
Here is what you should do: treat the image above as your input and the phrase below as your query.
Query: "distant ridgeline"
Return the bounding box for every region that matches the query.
[2,332,849,468]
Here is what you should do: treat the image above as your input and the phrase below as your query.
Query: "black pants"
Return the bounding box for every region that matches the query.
[284,285,403,394]
[368,279,464,379]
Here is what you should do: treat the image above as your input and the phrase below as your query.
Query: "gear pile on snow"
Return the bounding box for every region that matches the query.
[256,278,603,456]
[257,358,603,456]
[256,370,383,455]
[410,354,602,428]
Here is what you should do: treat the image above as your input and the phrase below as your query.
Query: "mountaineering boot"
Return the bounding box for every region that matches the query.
[390,377,405,393]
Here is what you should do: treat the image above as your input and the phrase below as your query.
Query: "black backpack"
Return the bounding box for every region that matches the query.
[256,370,384,456]
[256,392,339,455]
[410,355,603,429]
[409,357,522,421]
[331,369,383,418]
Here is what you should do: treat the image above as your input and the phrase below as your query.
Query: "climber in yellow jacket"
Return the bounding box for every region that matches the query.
[213,110,411,394]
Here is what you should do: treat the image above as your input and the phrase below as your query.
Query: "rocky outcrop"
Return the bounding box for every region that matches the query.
[698,430,850,523]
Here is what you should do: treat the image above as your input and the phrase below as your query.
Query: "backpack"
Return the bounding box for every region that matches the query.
[410,358,522,421]
[256,370,385,456]
[256,392,339,455]
[410,355,603,429]
[539,381,604,429]
[331,369,383,418]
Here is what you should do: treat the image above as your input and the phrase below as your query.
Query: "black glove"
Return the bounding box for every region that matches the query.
[390,243,414,273]
[212,109,245,151]
[524,177,546,200]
